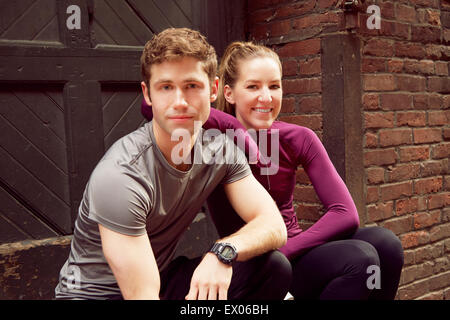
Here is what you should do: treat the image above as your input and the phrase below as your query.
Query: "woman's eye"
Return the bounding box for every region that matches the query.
[246,85,257,89]
[270,85,281,89]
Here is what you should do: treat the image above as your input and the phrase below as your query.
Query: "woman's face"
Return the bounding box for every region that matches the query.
[224,57,282,130]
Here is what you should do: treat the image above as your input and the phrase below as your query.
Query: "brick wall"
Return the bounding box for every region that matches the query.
[246,0,449,299]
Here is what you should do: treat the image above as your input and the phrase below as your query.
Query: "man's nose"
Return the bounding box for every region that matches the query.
[173,88,188,108]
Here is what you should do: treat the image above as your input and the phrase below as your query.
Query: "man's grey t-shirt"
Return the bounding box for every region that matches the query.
[55,121,251,299]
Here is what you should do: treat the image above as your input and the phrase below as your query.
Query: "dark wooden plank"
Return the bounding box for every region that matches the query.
[2,0,57,41]
[175,0,192,21]
[33,15,60,42]
[0,90,68,173]
[0,214,29,243]
[93,0,141,46]
[0,115,70,205]
[104,92,143,149]
[0,186,58,240]
[0,147,71,233]
[63,81,105,225]
[0,0,36,36]
[102,89,141,136]
[128,0,172,33]
[104,0,153,45]
[153,0,193,28]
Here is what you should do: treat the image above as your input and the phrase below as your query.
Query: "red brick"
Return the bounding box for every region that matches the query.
[293,12,341,30]
[282,78,321,94]
[364,74,396,91]
[298,96,322,113]
[382,216,414,235]
[428,77,450,93]
[367,202,394,222]
[429,94,443,109]
[381,181,413,201]
[279,115,322,131]
[276,1,316,19]
[400,231,430,250]
[367,167,385,184]
[431,143,450,159]
[379,128,412,147]
[399,146,429,162]
[412,26,441,43]
[403,60,435,75]
[428,110,450,126]
[424,9,441,26]
[281,97,295,113]
[364,148,397,167]
[395,42,426,59]
[278,39,321,58]
[318,0,338,9]
[387,59,404,73]
[414,210,441,229]
[363,39,394,57]
[248,9,276,25]
[413,128,442,144]
[396,75,427,92]
[396,197,419,216]
[282,59,298,76]
[296,168,311,184]
[413,94,429,109]
[423,44,443,60]
[414,177,443,194]
[427,193,446,210]
[364,112,394,129]
[362,93,379,110]
[366,186,379,203]
[396,4,417,23]
[299,57,321,75]
[365,132,378,148]
[362,58,386,73]
[420,160,444,177]
[249,24,270,40]
[296,204,321,221]
[429,223,450,242]
[294,185,319,203]
[435,61,448,76]
[444,128,450,140]
[388,163,420,182]
[270,20,291,37]
[380,94,412,111]
[397,112,427,127]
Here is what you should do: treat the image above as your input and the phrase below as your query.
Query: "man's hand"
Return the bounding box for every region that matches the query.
[185,253,232,300]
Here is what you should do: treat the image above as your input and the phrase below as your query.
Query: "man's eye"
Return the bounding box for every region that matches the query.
[162,85,172,90]
[187,83,198,89]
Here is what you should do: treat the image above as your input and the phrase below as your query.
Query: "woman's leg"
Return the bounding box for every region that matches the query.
[290,239,380,300]
[350,226,404,300]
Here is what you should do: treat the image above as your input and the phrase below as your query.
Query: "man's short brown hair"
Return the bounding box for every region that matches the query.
[140,28,218,86]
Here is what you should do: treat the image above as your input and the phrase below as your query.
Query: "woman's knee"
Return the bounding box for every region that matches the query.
[263,250,292,281]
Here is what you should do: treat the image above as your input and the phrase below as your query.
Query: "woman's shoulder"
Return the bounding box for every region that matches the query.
[271,121,317,140]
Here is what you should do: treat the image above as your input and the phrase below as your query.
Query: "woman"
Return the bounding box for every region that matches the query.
[141,42,404,300]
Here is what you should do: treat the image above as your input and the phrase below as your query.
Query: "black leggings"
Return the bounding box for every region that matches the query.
[290,226,404,300]
[159,250,292,300]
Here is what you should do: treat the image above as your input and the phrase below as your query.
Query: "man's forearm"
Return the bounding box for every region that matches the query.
[219,212,287,261]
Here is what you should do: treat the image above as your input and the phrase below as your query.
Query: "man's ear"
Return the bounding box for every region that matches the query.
[210,77,219,102]
[141,81,152,106]
[223,85,235,105]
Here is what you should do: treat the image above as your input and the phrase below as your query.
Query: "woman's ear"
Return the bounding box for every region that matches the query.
[223,85,235,105]
[210,77,219,102]
[141,81,152,106]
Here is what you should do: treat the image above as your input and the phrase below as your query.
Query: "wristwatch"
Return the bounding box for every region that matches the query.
[209,242,238,265]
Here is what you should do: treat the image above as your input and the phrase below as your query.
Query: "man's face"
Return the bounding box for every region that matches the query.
[141,57,217,141]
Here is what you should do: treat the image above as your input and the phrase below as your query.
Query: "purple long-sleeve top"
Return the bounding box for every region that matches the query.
[141,102,360,261]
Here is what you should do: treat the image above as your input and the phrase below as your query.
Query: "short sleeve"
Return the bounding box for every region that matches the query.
[87,161,151,236]
[221,136,252,185]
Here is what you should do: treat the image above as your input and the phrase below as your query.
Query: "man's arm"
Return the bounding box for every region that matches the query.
[185,174,286,300]
[99,224,160,300]
[220,174,287,260]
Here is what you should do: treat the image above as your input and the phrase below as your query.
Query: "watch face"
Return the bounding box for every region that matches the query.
[221,246,235,259]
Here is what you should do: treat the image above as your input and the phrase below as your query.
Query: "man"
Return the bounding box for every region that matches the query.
[55,28,291,300]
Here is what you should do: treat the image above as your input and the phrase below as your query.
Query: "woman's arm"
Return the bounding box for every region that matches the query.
[279,127,360,260]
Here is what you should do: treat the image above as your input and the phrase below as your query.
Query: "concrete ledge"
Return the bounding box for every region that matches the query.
[0,236,72,300]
